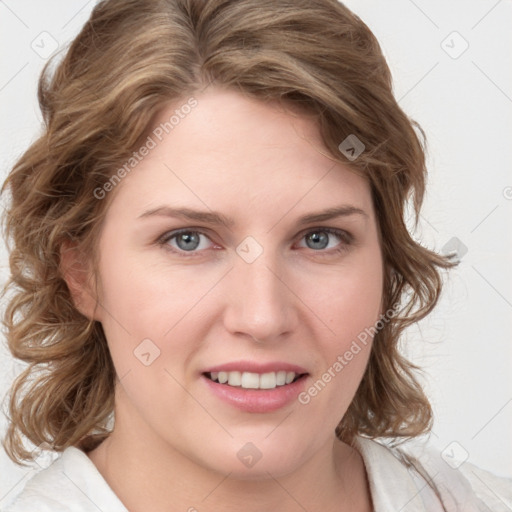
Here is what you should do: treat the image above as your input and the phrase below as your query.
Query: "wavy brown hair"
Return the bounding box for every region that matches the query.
[1,0,456,465]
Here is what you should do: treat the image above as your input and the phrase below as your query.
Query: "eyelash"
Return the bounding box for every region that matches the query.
[157,227,354,258]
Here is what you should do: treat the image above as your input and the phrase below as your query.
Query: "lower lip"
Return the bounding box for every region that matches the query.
[201,374,308,413]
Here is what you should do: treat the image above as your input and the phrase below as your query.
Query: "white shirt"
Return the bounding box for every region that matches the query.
[2,437,511,511]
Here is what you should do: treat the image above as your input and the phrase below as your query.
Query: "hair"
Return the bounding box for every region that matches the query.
[1,0,456,465]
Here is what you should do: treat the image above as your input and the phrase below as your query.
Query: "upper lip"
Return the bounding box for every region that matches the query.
[202,361,309,374]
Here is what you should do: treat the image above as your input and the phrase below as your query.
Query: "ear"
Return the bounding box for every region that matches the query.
[59,240,101,321]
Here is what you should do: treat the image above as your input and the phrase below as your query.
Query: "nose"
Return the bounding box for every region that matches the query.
[221,246,298,344]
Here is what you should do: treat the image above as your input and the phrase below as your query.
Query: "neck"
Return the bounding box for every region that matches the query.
[87,401,372,512]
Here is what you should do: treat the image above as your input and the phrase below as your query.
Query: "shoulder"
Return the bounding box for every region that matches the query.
[354,436,512,512]
[1,447,128,512]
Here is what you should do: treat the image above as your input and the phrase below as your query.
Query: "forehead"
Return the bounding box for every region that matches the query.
[104,88,374,224]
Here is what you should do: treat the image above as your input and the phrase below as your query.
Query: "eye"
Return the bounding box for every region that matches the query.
[157,227,353,258]
[297,228,352,253]
[159,229,214,254]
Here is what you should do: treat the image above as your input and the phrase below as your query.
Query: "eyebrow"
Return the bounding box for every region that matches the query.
[137,205,368,228]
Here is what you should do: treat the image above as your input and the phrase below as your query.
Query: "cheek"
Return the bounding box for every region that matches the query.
[94,248,224,384]
[298,263,381,419]
[305,251,383,344]
[297,245,383,411]
[97,249,215,336]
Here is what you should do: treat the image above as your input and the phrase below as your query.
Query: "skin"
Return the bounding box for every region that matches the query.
[69,87,384,512]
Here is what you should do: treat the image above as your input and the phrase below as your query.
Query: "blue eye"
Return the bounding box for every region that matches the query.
[173,232,200,251]
[158,227,352,257]
[160,230,214,253]
[303,231,335,250]
[298,228,352,253]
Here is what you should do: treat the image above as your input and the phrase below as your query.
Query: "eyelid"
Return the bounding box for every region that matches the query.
[295,226,353,244]
[294,227,354,256]
[157,226,354,256]
[158,227,218,249]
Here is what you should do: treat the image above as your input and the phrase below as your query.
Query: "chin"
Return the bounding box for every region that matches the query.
[193,432,318,480]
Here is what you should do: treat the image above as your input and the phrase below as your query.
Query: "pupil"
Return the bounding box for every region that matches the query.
[307,231,328,250]
[177,232,200,251]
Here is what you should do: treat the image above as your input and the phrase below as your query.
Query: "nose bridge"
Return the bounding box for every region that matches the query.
[224,238,295,341]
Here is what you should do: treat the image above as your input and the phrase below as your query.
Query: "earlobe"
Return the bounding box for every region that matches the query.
[59,241,101,321]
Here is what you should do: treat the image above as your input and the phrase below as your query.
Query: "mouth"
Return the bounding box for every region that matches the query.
[201,363,310,412]
[203,370,308,390]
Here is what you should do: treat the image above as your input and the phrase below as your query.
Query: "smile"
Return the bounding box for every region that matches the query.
[204,371,305,390]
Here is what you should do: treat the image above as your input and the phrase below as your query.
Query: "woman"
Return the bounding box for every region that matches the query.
[1,0,510,510]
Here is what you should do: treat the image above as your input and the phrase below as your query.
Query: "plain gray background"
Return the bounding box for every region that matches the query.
[1,0,511,505]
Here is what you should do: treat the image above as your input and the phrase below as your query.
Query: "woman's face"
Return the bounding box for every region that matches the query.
[90,87,383,477]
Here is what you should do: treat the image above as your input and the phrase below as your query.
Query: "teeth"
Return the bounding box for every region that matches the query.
[241,372,260,389]
[285,371,295,384]
[208,370,300,389]
[228,371,242,386]
[260,372,276,389]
